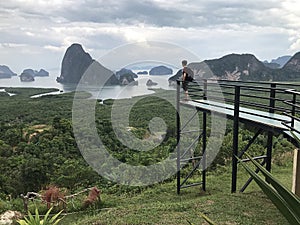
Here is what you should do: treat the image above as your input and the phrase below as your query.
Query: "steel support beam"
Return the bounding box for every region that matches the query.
[232,86,240,193]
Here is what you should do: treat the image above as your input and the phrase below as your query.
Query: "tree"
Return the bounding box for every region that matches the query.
[0,140,13,157]
[4,128,22,146]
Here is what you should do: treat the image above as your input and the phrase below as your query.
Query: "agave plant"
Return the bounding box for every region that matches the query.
[17,207,63,225]
[237,152,300,225]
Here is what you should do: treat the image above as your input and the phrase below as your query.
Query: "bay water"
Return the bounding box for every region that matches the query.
[0,72,175,100]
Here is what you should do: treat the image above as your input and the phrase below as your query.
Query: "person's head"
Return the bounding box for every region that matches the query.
[182,60,188,67]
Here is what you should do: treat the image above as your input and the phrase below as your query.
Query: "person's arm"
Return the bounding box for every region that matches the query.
[182,68,186,81]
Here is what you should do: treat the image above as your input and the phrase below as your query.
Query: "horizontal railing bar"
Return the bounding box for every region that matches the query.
[212,84,299,94]
[178,78,300,89]
[285,89,300,95]
[209,86,298,100]
[210,90,235,96]
[282,112,300,122]
[207,93,292,109]
[281,123,300,135]
[283,100,300,109]
[206,96,234,102]
[220,84,273,92]
[208,84,273,93]
[239,94,271,101]
[189,92,203,96]
[206,79,300,87]
[238,95,292,104]
[191,84,299,98]
[188,88,203,91]
[192,99,293,120]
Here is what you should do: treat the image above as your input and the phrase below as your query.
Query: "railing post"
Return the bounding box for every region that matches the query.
[291,93,296,128]
[202,79,208,192]
[232,85,240,193]
[202,112,207,192]
[176,80,181,194]
[269,83,276,113]
[203,79,207,100]
[266,83,276,173]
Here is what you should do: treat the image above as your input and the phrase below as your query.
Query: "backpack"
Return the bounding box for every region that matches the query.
[183,67,194,81]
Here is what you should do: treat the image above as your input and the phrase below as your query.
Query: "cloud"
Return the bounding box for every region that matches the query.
[1,0,299,31]
[0,0,299,72]
[1,0,292,28]
[290,38,300,51]
[98,41,201,70]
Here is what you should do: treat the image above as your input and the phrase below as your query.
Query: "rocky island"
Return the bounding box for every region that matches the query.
[149,66,172,75]
[137,71,148,75]
[116,68,138,85]
[0,65,17,78]
[146,79,158,86]
[56,43,137,86]
[20,72,35,82]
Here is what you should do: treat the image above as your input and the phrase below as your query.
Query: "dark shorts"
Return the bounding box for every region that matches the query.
[182,81,189,92]
[182,77,193,92]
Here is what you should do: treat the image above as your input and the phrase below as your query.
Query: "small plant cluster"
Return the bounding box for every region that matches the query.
[42,186,66,209]
[83,187,101,208]
[17,186,101,225]
[17,207,63,225]
[19,185,101,221]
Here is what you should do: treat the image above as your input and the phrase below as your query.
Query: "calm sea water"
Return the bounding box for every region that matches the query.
[0,73,175,99]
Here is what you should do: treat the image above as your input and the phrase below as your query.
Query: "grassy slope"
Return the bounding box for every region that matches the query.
[62,164,293,225]
[0,88,295,224]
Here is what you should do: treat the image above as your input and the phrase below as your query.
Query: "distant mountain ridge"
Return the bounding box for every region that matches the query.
[263,55,292,69]
[280,52,300,80]
[169,52,300,82]
[271,55,291,68]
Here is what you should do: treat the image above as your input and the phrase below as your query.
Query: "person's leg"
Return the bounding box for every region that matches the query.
[184,81,189,100]
[182,81,188,100]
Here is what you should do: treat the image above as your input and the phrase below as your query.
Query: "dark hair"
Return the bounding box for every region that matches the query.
[182,60,188,66]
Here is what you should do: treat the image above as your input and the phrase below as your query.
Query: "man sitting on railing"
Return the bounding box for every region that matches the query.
[181,60,194,101]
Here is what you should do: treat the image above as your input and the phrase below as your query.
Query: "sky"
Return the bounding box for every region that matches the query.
[0,0,300,74]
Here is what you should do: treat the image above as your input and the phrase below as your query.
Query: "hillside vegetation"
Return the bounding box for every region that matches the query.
[0,87,296,224]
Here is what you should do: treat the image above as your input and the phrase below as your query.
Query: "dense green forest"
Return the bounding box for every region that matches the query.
[0,87,296,224]
[0,88,180,198]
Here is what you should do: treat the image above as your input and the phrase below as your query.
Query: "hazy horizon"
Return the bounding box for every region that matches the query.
[0,49,295,76]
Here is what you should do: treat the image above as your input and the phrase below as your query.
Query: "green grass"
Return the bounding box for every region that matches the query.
[0,87,296,224]
[61,164,293,225]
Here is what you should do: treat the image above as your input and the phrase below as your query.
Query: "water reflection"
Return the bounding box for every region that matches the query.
[0,74,175,100]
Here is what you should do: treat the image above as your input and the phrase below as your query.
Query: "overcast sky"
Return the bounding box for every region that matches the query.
[0,0,300,74]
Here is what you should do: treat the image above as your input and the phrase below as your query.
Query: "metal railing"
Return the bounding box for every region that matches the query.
[282,89,300,141]
[186,79,300,117]
[176,78,300,193]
